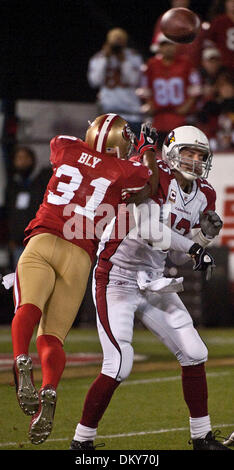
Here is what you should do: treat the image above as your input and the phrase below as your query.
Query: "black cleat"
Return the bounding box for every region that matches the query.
[70,440,105,450]
[192,431,232,450]
[70,440,95,450]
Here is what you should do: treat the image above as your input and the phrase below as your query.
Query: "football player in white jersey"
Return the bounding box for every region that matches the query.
[70,125,230,451]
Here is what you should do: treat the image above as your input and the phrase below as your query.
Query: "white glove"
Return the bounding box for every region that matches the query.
[1,273,15,289]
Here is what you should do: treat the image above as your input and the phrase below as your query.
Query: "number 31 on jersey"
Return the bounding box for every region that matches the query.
[47,164,111,221]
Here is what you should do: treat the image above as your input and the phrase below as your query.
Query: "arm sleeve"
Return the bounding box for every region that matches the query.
[121,162,151,201]
[168,228,213,265]
[133,200,194,252]
[192,185,216,228]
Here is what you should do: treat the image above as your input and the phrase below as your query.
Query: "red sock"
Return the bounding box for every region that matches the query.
[11,303,42,359]
[80,373,120,428]
[36,335,66,389]
[181,363,208,418]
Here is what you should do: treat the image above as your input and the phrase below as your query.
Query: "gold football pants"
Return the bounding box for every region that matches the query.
[14,233,92,343]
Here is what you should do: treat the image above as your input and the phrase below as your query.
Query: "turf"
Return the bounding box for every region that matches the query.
[0,326,233,451]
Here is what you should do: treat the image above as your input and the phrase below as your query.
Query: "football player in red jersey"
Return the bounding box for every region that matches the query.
[69,126,230,452]
[143,33,201,148]
[205,0,234,74]
[11,113,158,444]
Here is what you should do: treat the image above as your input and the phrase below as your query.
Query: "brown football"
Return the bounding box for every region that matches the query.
[160,7,201,43]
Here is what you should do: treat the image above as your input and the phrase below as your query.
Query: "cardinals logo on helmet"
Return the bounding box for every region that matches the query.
[165,131,175,147]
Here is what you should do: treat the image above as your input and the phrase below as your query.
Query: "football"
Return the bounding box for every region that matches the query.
[160,7,201,43]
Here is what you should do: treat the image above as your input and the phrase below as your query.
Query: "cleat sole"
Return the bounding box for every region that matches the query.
[29,387,57,445]
[14,355,39,416]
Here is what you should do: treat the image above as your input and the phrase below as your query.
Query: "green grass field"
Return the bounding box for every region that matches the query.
[0,326,234,451]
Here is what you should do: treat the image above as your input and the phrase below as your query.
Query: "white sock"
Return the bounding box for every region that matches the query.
[189,415,212,440]
[73,423,97,442]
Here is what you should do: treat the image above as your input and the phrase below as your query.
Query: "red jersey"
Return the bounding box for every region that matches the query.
[206,14,234,72]
[24,135,151,262]
[145,55,201,131]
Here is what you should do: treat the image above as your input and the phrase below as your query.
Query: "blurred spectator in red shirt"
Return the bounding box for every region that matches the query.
[215,70,234,149]
[204,0,234,74]
[199,47,225,101]
[197,70,234,150]
[195,47,226,142]
[141,33,201,149]
[150,0,209,68]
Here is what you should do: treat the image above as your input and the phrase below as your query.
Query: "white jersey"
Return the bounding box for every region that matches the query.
[96,159,216,277]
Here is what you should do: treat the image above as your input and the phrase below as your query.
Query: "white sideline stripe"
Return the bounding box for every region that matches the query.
[72,371,230,390]
[122,371,230,386]
[99,423,234,440]
[0,423,233,448]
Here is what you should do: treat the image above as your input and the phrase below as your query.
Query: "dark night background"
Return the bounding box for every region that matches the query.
[0,0,214,103]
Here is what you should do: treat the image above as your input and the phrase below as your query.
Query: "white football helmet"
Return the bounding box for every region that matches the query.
[162,126,213,180]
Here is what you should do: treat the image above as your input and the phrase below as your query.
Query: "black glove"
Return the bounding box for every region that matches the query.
[199,210,223,238]
[188,243,215,280]
[134,122,158,156]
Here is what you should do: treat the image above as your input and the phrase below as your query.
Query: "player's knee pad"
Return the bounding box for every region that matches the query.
[101,342,134,382]
[178,336,208,366]
[116,342,134,381]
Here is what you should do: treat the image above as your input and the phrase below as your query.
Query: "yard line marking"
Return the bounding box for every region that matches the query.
[121,371,230,386]
[61,371,230,390]
[60,371,230,391]
[98,423,234,439]
[0,423,233,448]
[0,438,68,447]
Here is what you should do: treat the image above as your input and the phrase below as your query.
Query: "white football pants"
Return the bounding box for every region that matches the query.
[93,265,208,382]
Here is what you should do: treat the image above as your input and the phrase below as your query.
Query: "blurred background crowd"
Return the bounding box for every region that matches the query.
[0,0,233,326]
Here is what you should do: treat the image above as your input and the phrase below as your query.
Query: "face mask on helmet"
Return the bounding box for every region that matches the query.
[85,113,135,159]
[162,126,213,180]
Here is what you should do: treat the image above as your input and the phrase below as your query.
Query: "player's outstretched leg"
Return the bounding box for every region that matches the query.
[12,303,42,416]
[28,334,65,445]
[70,373,120,450]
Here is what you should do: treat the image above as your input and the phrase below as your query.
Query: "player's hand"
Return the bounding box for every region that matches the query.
[199,210,223,238]
[188,243,215,280]
[134,122,158,156]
